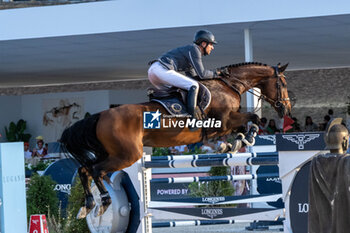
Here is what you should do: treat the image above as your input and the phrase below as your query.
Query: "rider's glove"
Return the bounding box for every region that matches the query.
[216,67,229,77]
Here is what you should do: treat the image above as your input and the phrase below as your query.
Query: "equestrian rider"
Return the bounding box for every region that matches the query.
[148,30,221,119]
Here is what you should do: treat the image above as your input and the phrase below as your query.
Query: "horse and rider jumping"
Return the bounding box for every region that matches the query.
[60,30,292,219]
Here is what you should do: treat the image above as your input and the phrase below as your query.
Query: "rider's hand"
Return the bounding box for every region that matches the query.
[215,69,223,78]
[219,67,229,77]
[216,68,230,78]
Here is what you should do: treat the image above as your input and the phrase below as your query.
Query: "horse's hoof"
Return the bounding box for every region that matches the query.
[230,133,245,153]
[217,143,233,153]
[217,142,227,153]
[231,140,242,153]
[93,205,102,217]
[77,206,91,219]
[93,204,110,217]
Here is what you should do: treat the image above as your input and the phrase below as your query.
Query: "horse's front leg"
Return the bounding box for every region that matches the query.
[76,166,95,219]
[221,112,260,153]
[230,112,259,145]
[227,111,260,130]
[248,113,260,125]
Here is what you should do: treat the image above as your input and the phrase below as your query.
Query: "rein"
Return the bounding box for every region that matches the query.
[219,78,242,100]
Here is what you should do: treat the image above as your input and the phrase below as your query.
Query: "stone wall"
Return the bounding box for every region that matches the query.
[262,67,350,129]
[0,79,152,96]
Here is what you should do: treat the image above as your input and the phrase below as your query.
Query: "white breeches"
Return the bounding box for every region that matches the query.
[148,62,199,91]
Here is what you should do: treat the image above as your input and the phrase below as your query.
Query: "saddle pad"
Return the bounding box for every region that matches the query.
[151,98,189,117]
[150,83,211,117]
[198,83,211,110]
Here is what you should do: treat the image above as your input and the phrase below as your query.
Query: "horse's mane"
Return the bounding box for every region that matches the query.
[219,62,269,70]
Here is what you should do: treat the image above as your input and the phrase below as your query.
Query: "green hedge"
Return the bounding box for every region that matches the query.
[27,175,89,232]
[27,174,59,220]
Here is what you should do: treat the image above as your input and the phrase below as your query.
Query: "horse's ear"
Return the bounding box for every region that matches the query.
[278,63,289,73]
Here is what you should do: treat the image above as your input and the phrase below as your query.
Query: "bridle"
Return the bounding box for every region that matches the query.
[272,66,290,108]
[219,66,290,109]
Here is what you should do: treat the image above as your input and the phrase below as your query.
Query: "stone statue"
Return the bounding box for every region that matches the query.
[308,118,350,233]
[324,118,349,154]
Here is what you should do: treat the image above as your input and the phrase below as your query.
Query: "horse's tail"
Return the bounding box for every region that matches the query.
[60,113,108,168]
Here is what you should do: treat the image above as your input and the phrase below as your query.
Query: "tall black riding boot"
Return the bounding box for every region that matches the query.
[187,85,199,120]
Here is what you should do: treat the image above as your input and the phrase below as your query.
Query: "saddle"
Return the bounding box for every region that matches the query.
[148,83,211,116]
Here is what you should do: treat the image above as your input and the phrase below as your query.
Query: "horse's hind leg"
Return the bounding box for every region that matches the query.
[90,163,112,217]
[76,166,95,219]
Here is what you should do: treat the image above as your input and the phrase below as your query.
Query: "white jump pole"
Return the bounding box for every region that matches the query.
[123,150,153,233]
[244,28,261,118]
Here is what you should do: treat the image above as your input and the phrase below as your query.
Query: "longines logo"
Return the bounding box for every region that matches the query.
[54,184,71,194]
[282,134,320,150]
[201,208,223,219]
[298,203,309,213]
[2,175,25,183]
[201,197,225,204]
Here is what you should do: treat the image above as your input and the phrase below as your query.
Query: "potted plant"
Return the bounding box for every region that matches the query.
[4,119,31,142]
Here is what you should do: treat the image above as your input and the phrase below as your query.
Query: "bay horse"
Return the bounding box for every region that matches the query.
[60,62,291,218]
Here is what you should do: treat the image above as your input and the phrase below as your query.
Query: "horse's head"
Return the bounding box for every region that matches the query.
[217,62,292,118]
[259,63,292,118]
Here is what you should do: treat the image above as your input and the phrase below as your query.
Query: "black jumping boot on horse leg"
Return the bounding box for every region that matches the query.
[230,124,259,153]
[243,124,259,146]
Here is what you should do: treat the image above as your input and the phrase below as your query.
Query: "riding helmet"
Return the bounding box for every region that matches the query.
[194,30,217,45]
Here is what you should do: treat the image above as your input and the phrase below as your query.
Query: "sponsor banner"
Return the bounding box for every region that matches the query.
[151,183,191,201]
[256,166,283,208]
[29,215,49,233]
[0,143,27,233]
[289,161,310,233]
[276,133,325,151]
[149,194,282,208]
[43,159,79,212]
[152,207,281,219]
[255,135,276,145]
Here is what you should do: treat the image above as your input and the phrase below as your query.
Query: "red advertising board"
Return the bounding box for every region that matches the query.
[29,215,49,233]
